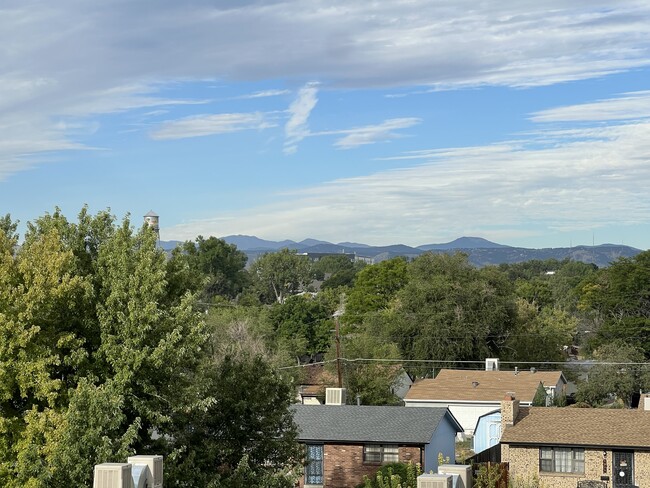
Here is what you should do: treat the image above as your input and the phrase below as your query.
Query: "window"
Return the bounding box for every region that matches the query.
[539,447,584,474]
[363,445,399,464]
[305,444,323,485]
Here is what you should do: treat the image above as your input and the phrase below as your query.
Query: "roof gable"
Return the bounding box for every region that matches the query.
[501,407,650,449]
[292,405,462,444]
[405,369,564,403]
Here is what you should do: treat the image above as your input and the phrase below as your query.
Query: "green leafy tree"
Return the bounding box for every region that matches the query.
[386,254,516,371]
[514,278,552,310]
[1,209,304,487]
[575,341,650,407]
[164,354,301,487]
[335,326,403,405]
[250,249,312,304]
[505,302,577,363]
[312,255,355,280]
[344,258,408,325]
[532,383,548,406]
[579,251,650,356]
[169,236,249,301]
[268,294,334,355]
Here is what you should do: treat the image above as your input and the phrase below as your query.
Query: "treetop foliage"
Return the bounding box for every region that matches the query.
[3,207,650,486]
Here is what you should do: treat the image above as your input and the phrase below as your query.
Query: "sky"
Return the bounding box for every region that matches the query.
[2,1,650,250]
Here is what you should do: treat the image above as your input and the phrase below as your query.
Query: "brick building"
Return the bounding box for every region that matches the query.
[501,395,650,488]
[292,403,462,488]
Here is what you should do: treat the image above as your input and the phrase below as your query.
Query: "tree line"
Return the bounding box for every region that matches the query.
[1,208,649,485]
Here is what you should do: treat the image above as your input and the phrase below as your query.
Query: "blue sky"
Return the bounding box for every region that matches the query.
[2,1,650,249]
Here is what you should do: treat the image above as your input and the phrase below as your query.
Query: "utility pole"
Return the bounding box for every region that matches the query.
[334,311,343,388]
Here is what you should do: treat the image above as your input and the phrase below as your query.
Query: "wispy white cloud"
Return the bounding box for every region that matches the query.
[150,112,275,140]
[165,118,650,246]
[1,1,650,178]
[530,90,650,122]
[329,118,421,149]
[234,89,291,100]
[283,82,319,154]
[301,118,422,149]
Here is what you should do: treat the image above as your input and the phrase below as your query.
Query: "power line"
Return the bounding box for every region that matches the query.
[277,357,650,371]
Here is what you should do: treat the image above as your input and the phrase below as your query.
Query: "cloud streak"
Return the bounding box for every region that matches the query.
[530,90,650,122]
[328,118,421,149]
[2,1,650,177]
[283,82,319,154]
[150,112,275,140]
[165,111,650,246]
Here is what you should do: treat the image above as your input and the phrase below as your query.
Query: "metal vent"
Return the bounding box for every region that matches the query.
[325,388,346,405]
[485,358,500,371]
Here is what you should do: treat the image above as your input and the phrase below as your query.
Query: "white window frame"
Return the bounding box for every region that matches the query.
[363,444,399,464]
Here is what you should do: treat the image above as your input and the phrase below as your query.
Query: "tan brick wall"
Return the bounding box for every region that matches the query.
[300,444,422,488]
[633,451,650,487]
[500,397,519,432]
[503,446,650,488]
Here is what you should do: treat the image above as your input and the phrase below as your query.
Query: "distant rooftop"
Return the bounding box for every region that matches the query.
[405,369,565,403]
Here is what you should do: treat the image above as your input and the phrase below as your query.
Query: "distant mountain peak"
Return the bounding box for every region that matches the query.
[418,236,510,251]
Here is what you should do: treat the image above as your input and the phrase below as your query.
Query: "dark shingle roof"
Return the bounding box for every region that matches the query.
[501,407,650,449]
[291,405,461,444]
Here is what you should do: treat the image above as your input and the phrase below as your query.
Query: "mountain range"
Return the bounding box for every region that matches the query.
[160,236,643,268]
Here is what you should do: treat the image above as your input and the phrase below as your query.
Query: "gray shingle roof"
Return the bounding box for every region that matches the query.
[291,405,461,444]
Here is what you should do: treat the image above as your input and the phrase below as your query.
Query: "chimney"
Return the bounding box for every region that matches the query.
[501,393,520,431]
[640,393,650,411]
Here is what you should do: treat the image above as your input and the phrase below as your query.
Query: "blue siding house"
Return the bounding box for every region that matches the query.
[472,409,502,454]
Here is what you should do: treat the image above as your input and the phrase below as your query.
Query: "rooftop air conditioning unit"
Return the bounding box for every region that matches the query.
[128,455,163,488]
[93,463,132,488]
[485,358,500,371]
[417,474,453,488]
[325,388,346,405]
[438,464,472,488]
[131,464,151,488]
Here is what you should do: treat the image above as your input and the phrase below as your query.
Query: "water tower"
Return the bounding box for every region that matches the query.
[143,210,160,243]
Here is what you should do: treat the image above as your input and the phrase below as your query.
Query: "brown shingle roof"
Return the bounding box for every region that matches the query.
[501,407,650,449]
[404,369,564,403]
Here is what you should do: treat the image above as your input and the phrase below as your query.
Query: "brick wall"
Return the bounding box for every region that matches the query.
[300,444,422,488]
[634,451,650,487]
[503,445,650,488]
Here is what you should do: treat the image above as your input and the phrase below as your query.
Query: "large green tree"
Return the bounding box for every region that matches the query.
[344,257,408,325]
[250,249,312,304]
[168,236,249,301]
[575,341,650,407]
[268,294,334,356]
[579,251,650,356]
[0,209,301,487]
[386,253,517,370]
[504,301,578,362]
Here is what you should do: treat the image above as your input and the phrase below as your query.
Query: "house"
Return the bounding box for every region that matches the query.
[501,394,650,488]
[404,360,566,435]
[292,391,463,488]
[472,409,502,455]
